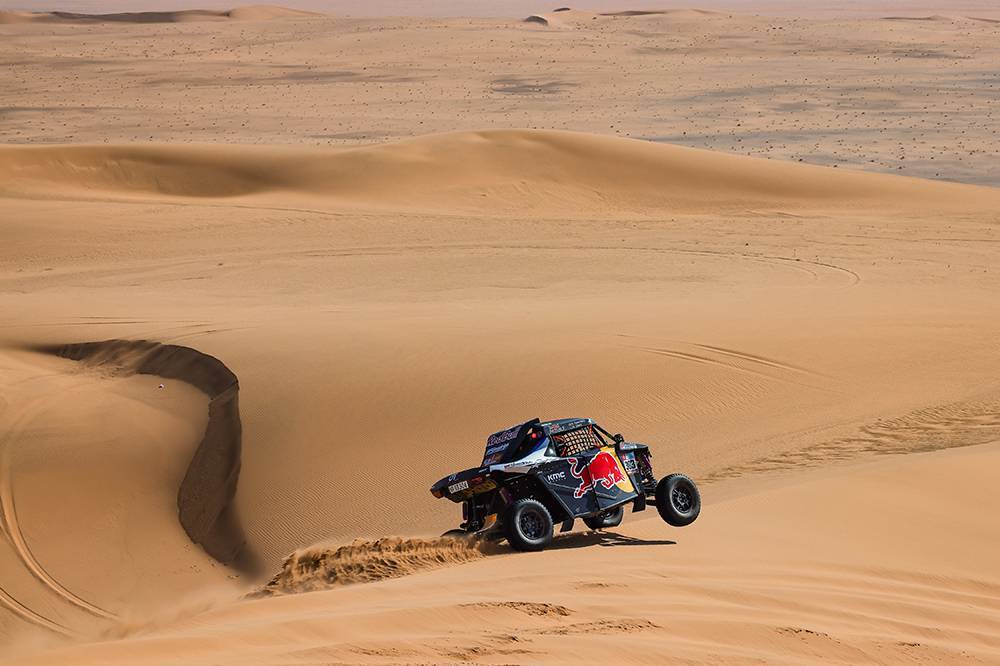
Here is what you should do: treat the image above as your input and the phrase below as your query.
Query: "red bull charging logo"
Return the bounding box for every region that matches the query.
[568,451,627,498]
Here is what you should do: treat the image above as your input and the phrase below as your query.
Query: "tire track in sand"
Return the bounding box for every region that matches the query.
[691,343,826,378]
[2,339,249,635]
[705,392,1000,482]
[0,385,114,635]
[633,341,835,394]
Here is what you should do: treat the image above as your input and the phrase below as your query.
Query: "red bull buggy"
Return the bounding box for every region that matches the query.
[430,418,700,551]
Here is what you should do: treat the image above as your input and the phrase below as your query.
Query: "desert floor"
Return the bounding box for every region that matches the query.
[1,5,999,665]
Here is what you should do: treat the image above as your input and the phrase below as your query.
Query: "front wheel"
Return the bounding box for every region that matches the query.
[582,505,624,530]
[655,474,701,526]
[503,499,554,551]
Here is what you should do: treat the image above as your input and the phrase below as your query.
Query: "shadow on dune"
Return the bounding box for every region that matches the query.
[0,7,322,24]
[5,129,991,213]
[547,530,676,550]
[32,340,258,574]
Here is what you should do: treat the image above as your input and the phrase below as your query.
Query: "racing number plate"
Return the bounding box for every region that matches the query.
[448,480,469,494]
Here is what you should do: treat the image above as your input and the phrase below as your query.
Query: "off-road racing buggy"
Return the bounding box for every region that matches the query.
[430,418,700,551]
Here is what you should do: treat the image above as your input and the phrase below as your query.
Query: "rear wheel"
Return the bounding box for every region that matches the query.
[582,505,625,530]
[655,474,701,526]
[503,499,554,551]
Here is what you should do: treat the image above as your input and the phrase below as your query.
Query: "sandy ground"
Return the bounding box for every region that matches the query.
[1,7,999,184]
[6,442,1000,664]
[4,1,1000,18]
[1,4,999,665]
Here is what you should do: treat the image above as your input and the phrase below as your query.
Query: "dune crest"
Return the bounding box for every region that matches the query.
[525,7,720,28]
[882,14,1000,24]
[1,130,997,214]
[0,5,320,24]
[524,8,597,28]
[37,340,248,566]
[601,9,721,18]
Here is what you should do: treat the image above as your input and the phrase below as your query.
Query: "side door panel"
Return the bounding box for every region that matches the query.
[536,458,599,517]
[536,447,637,517]
[585,447,638,511]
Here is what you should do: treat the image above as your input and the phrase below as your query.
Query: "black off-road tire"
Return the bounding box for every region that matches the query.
[503,499,554,551]
[582,505,625,530]
[655,474,701,526]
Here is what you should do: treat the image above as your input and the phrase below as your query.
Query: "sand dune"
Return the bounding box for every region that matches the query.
[601,8,722,17]
[526,7,721,28]
[2,4,1000,663]
[37,340,247,566]
[524,8,597,28]
[6,440,999,664]
[2,125,1000,658]
[0,5,320,24]
[0,348,238,645]
[882,14,999,23]
[3,8,998,185]
[2,130,998,214]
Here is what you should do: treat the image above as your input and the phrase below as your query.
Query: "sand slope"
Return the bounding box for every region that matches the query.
[2,125,1000,661]
[0,350,238,646]
[6,441,999,664]
[3,8,999,185]
[2,130,998,214]
[38,340,248,565]
[526,7,723,28]
[2,6,1000,661]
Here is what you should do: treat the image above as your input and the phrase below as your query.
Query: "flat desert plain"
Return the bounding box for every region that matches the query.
[1,4,999,665]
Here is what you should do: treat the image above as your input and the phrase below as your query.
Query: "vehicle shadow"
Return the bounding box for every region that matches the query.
[547,530,676,550]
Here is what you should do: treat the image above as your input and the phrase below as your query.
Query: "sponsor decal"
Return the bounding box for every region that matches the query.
[484,442,510,456]
[448,480,469,494]
[623,456,638,473]
[546,471,566,482]
[548,419,589,435]
[486,425,521,447]
[567,450,630,499]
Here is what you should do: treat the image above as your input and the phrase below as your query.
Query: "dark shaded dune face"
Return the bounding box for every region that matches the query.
[6,129,994,216]
[48,10,229,23]
[0,6,321,24]
[602,10,671,16]
[561,9,722,18]
[0,146,275,198]
[34,340,250,568]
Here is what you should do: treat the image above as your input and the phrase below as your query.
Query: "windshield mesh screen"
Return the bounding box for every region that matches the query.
[553,426,602,457]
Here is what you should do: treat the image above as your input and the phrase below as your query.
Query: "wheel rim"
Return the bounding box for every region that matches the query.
[671,485,692,514]
[519,509,544,539]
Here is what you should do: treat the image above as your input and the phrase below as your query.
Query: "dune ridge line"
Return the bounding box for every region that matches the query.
[0,130,997,214]
[34,340,247,566]
[0,5,322,24]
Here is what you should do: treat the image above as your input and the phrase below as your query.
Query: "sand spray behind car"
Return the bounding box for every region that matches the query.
[258,536,492,595]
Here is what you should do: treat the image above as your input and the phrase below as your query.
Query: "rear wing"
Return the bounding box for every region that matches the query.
[481,418,541,465]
